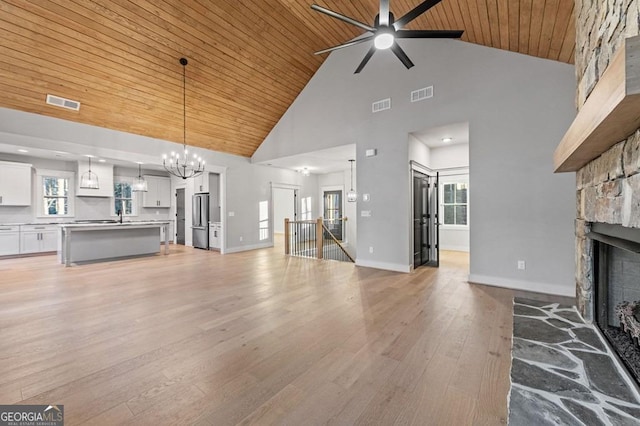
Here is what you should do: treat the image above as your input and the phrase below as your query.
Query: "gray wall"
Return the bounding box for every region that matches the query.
[0,108,315,254]
[253,39,577,296]
[224,164,318,252]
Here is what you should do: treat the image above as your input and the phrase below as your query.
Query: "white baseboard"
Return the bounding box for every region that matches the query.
[468,274,575,298]
[356,259,411,273]
[440,245,470,252]
[225,242,273,254]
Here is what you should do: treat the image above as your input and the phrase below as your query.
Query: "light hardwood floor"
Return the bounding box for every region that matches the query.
[1,245,515,425]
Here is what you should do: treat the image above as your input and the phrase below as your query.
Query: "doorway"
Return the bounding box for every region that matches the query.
[323,190,343,240]
[413,170,439,268]
[273,187,297,234]
[176,188,186,245]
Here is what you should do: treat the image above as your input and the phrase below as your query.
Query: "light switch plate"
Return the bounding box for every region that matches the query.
[361,210,371,217]
[228,211,235,217]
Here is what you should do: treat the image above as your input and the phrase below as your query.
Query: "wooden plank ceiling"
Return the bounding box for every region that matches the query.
[0,0,574,158]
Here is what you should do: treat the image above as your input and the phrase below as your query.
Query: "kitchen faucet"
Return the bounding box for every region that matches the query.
[117,209,123,223]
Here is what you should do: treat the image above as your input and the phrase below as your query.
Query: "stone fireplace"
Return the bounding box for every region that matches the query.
[571,0,640,389]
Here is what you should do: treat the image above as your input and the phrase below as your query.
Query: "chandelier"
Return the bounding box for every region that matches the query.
[163,57,205,179]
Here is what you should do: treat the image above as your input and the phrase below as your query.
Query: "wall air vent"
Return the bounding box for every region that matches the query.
[411,86,433,102]
[46,94,81,111]
[372,98,391,113]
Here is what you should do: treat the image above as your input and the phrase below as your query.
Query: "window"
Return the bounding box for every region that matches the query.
[443,182,468,226]
[36,169,75,217]
[113,177,136,216]
[259,200,269,241]
[301,196,312,220]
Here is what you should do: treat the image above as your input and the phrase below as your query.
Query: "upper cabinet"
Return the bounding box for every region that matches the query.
[76,160,113,197]
[194,171,209,193]
[143,175,171,208]
[0,161,32,206]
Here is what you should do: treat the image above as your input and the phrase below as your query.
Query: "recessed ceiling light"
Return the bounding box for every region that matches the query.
[442,137,453,143]
[53,151,68,155]
[98,159,106,163]
[85,154,95,158]
[17,149,29,153]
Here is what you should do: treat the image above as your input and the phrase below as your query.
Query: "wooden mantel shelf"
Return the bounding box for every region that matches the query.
[554,35,640,172]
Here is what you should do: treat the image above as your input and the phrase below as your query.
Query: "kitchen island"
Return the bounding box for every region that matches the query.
[58,221,170,266]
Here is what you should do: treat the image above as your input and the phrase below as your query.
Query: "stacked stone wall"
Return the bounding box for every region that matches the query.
[575,0,640,320]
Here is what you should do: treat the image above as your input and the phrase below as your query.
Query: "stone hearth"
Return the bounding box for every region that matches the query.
[509,298,640,425]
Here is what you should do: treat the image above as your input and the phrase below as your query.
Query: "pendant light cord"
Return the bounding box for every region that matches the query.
[183,60,186,154]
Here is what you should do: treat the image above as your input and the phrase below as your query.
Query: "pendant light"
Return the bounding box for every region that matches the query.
[347,159,357,202]
[162,57,205,179]
[132,163,148,192]
[79,156,99,189]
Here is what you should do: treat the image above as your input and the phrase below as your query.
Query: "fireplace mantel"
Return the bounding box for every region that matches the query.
[554,35,640,173]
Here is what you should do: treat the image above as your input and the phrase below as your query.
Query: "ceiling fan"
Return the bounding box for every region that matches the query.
[311,0,463,73]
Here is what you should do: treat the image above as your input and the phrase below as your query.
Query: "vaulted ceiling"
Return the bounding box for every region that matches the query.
[0,0,574,158]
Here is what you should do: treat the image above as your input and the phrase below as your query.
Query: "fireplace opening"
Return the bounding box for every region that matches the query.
[592,223,640,388]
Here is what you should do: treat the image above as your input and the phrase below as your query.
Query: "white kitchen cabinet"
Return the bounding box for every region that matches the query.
[0,226,20,256]
[76,160,113,197]
[143,176,171,208]
[20,225,58,254]
[0,161,32,206]
[209,222,221,250]
[194,171,209,193]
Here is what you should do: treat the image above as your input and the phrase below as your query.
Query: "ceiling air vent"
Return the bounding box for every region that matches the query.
[46,94,81,111]
[372,98,391,113]
[411,86,433,102]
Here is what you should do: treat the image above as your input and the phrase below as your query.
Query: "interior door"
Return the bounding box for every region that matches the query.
[323,190,343,240]
[176,188,185,245]
[413,171,439,268]
[413,174,429,267]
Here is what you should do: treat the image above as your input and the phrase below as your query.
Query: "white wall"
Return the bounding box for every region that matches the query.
[273,187,295,233]
[0,153,172,224]
[430,143,469,170]
[253,40,576,296]
[0,108,315,254]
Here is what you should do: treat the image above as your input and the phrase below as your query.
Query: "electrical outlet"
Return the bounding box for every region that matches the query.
[369,246,374,254]
[240,236,243,242]
[517,260,526,270]
[155,210,159,215]
[361,210,371,217]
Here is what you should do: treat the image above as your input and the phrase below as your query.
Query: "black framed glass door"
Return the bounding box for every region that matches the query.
[413,171,439,268]
[323,190,343,240]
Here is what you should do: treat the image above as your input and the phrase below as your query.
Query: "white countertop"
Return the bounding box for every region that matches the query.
[59,221,171,229]
[1,220,172,226]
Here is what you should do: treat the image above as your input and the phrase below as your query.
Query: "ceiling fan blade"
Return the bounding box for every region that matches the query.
[393,0,442,30]
[390,43,415,69]
[354,46,377,74]
[379,0,390,26]
[314,36,374,55]
[311,4,376,32]
[396,29,464,39]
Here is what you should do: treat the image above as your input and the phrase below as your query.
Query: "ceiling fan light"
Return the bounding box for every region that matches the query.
[374,32,394,49]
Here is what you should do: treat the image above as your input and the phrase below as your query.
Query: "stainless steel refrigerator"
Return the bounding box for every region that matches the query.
[192,193,209,249]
